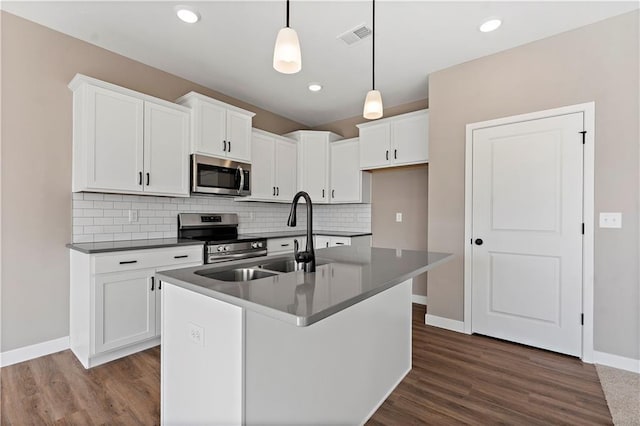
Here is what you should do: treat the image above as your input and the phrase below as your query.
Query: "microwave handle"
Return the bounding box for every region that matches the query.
[238,166,244,194]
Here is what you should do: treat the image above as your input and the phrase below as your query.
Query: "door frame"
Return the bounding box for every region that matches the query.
[463,102,595,362]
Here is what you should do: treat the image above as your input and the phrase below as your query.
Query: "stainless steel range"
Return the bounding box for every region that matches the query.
[178,213,266,264]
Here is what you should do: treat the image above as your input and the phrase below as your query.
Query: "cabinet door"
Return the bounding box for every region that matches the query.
[359,123,391,169]
[250,132,276,199]
[94,269,156,354]
[330,139,361,203]
[391,112,428,166]
[197,101,227,157]
[86,85,144,192]
[226,111,252,162]
[143,102,190,196]
[298,134,329,203]
[315,236,331,249]
[275,139,297,201]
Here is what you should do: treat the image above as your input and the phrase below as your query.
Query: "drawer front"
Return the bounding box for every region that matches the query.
[330,237,351,247]
[94,246,203,274]
[267,236,307,254]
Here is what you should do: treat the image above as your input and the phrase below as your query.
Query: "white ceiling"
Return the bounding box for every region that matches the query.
[2,1,638,126]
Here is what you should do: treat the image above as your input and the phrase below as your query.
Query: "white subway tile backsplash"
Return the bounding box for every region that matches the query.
[72,192,371,243]
[83,193,104,201]
[94,217,114,226]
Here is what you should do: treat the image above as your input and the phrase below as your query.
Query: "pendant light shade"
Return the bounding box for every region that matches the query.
[273,27,302,74]
[273,0,302,74]
[363,0,383,119]
[363,90,383,119]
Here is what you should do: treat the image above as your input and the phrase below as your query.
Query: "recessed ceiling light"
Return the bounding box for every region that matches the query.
[479,18,502,33]
[175,6,200,24]
[308,83,322,92]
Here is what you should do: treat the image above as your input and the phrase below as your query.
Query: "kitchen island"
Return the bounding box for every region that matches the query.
[156,246,452,425]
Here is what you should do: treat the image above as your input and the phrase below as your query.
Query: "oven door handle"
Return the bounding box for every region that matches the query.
[237,166,244,194]
[208,251,267,263]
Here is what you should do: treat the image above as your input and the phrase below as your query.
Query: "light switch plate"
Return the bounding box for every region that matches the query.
[395,212,403,222]
[599,212,622,228]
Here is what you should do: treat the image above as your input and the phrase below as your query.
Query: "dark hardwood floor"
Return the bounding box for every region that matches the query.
[1,304,612,425]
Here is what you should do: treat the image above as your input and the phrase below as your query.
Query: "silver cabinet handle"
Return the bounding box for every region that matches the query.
[238,166,244,194]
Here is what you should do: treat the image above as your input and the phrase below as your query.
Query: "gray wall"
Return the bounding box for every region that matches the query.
[0,12,305,352]
[427,11,639,359]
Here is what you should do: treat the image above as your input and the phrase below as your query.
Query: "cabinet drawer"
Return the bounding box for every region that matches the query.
[330,237,351,247]
[267,236,307,254]
[94,246,203,274]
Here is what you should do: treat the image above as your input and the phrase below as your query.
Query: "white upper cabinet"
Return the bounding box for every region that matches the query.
[330,138,371,204]
[357,109,428,170]
[69,74,190,197]
[247,129,297,202]
[144,102,190,195]
[286,131,342,204]
[176,92,255,163]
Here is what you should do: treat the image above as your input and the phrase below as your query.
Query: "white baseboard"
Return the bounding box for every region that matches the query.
[425,314,465,333]
[0,336,70,368]
[411,295,428,305]
[594,350,640,374]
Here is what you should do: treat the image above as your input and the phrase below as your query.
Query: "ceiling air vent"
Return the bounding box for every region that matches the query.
[337,24,372,46]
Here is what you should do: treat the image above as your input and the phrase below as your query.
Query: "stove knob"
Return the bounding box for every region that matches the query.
[258,242,263,248]
[224,246,230,252]
[217,246,224,252]
[251,242,259,249]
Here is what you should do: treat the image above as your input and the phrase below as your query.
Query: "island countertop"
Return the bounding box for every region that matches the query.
[156,246,452,327]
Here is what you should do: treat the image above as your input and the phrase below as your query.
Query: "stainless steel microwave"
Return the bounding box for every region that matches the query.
[191,154,251,196]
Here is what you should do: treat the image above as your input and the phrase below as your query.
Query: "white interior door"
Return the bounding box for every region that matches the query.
[471,112,584,357]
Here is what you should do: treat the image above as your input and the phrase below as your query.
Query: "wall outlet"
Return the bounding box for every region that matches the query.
[599,212,622,228]
[188,322,204,347]
[128,209,138,223]
[395,212,403,223]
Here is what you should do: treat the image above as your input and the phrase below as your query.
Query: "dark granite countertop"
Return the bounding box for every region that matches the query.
[67,238,204,254]
[242,230,372,239]
[157,246,452,327]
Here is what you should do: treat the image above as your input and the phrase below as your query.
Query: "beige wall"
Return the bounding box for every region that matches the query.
[428,11,639,359]
[371,166,428,296]
[0,12,305,352]
[314,100,429,296]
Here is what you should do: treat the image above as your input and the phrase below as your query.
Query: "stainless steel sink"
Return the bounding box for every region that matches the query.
[258,258,330,273]
[195,268,278,282]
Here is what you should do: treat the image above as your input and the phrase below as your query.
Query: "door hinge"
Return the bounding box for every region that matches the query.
[581,313,584,325]
[582,223,585,235]
[580,131,586,144]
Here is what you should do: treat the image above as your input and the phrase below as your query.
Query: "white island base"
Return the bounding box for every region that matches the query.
[161,279,412,425]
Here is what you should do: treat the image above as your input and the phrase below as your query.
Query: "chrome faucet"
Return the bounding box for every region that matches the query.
[287,191,315,272]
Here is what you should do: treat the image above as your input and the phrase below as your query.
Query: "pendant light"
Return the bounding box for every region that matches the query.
[273,0,302,74]
[363,0,383,119]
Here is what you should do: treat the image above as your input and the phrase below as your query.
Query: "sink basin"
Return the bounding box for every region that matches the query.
[195,268,278,282]
[258,258,330,273]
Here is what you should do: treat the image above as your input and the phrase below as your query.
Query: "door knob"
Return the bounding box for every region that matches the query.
[474,238,483,245]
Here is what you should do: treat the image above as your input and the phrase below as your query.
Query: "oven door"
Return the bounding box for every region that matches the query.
[191,154,251,196]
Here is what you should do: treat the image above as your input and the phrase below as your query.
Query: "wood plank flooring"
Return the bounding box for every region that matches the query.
[1,304,611,425]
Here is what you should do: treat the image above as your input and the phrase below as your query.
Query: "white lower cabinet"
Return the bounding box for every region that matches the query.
[266,236,308,255]
[315,235,370,248]
[94,269,157,354]
[70,245,202,368]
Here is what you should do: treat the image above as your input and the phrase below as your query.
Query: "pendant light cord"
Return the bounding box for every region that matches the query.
[372,0,375,91]
[286,0,290,28]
